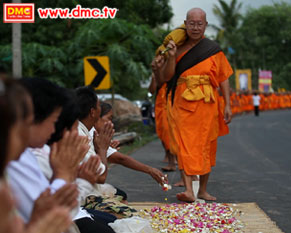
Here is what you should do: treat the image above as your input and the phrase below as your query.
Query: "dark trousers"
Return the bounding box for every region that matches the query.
[254,106,259,116]
[75,217,115,233]
[115,186,127,200]
[85,208,117,225]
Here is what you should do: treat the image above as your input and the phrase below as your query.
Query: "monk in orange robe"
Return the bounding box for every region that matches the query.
[230,92,237,115]
[279,93,285,109]
[288,93,291,108]
[265,93,271,110]
[271,93,278,110]
[158,8,232,202]
[149,58,177,172]
[259,93,265,111]
[241,93,248,113]
[236,92,243,114]
[246,93,253,112]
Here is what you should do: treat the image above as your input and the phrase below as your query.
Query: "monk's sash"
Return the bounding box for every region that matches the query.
[177,75,215,103]
[167,38,222,105]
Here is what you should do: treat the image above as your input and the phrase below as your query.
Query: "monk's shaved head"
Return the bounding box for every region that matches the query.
[184,8,208,42]
[186,8,207,22]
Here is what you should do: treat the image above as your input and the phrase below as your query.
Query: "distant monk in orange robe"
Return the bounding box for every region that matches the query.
[230,92,237,115]
[259,93,265,111]
[237,92,243,114]
[157,8,232,202]
[288,93,291,108]
[246,93,253,112]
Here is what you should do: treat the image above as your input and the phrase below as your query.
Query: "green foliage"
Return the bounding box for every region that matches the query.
[70,19,158,98]
[212,0,242,49]
[0,0,172,98]
[93,0,173,28]
[212,1,291,90]
[234,2,291,90]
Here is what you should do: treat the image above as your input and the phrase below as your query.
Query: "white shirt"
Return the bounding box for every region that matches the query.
[252,95,261,106]
[6,148,67,223]
[77,122,117,202]
[78,121,106,175]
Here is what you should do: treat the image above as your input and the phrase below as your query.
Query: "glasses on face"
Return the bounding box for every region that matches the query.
[186,21,204,29]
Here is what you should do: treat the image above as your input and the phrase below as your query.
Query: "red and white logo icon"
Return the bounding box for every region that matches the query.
[3,3,35,23]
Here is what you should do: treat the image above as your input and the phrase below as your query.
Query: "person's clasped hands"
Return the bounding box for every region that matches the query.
[93,121,114,155]
[50,129,89,183]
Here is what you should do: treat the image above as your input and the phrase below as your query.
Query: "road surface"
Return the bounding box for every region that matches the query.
[107,110,291,232]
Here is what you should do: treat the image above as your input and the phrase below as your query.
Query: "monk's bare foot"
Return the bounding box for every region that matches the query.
[197,191,217,201]
[192,175,199,181]
[173,179,184,187]
[161,166,176,172]
[176,192,195,203]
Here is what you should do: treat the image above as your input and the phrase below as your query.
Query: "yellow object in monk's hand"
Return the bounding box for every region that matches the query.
[160,47,171,55]
[155,24,187,57]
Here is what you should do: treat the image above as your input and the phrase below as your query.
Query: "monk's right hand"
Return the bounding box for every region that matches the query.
[151,55,165,73]
[166,40,177,57]
[224,105,232,124]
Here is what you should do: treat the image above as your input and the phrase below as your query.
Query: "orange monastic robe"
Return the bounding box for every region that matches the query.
[241,95,248,112]
[265,95,271,110]
[236,94,243,114]
[155,83,170,150]
[270,94,278,110]
[288,94,291,108]
[230,93,237,115]
[246,94,253,112]
[259,94,265,111]
[168,51,233,175]
[279,95,285,109]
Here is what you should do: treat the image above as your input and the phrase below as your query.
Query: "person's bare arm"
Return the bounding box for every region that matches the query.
[108,152,167,185]
[162,40,177,82]
[148,73,157,94]
[220,79,232,124]
[151,55,166,88]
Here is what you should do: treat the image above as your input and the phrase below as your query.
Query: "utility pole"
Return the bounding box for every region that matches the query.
[12,0,22,79]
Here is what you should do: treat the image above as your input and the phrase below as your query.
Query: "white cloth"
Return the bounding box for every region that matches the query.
[78,121,106,175]
[252,95,261,106]
[6,148,68,222]
[107,146,117,158]
[108,216,153,233]
[77,123,118,203]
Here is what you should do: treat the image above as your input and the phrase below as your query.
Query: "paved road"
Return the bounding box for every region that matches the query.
[107,110,291,232]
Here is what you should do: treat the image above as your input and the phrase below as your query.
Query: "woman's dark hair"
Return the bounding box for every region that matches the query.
[100,102,112,117]
[75,86,98,120]
[47,89,80,145]
[0,78,31,176]
[20,78,67,123]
